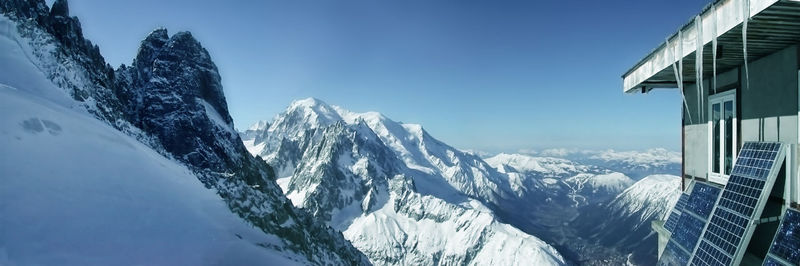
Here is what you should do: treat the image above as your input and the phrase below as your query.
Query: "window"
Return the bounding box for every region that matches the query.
[708,90,737,184]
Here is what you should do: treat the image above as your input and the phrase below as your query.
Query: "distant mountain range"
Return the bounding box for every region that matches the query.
[242,98,683,265]
[503,148,681,180]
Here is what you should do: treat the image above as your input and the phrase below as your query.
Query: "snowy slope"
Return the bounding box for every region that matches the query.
[0,85,304,264]
[345,178,563,266]
[242,98,565,265]
[603,175,682,223]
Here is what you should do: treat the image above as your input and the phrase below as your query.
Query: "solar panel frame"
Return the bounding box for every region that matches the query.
[690,142,786,266]
[763,257,789,266]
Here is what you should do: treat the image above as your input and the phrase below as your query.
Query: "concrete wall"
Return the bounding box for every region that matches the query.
[681,45,799,181]
[740,45,799,144]
[681,77,711,179]
[684,124,708,178]
[741,45,799,120]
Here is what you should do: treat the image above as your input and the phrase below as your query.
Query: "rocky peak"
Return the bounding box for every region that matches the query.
[0,0,49,22]
[127,28,231,124]
[49,0,68,18]
[117,27,237,171]
[133,28,169,70]
[163,31,229,122]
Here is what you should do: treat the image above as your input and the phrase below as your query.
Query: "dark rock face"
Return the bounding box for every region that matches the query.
[121,28,239,172]
[1,0,370,264]
[0,0,50,26]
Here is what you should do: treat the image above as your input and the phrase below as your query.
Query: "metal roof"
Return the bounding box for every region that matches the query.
[622,0,800,93]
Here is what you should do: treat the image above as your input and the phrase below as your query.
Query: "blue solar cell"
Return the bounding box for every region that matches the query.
[665,212,680,232]
[672,213,705,252]
[685,183,721,219]
[767,209,800,265]
[665,193,689,232]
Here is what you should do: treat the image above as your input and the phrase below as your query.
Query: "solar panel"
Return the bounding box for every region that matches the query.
[665,193,690,232]
[691,142,785,266]
[658,182,723,265]
[764,208,800,266]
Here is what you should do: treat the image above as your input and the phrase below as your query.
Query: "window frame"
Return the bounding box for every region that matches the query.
[707,89,737,185]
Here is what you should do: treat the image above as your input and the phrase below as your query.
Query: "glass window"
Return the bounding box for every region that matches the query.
[713,103,721,174]
[724,101,734,175]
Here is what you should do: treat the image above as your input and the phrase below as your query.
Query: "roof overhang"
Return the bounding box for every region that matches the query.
[622,0,800,93]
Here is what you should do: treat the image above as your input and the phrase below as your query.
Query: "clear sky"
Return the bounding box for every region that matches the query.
[57,0,712,153]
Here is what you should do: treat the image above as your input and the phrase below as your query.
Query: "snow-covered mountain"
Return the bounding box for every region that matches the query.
[0,1,367,264]
[242,98,565,265]
[573,175,682,265]
[247,98,517,204]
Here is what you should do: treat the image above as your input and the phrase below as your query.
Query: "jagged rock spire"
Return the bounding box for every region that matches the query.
[49,0,68,18]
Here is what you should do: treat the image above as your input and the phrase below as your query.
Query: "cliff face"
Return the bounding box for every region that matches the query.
[0,0,369,264]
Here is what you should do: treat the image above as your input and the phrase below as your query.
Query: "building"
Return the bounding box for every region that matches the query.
[621,0,800,265]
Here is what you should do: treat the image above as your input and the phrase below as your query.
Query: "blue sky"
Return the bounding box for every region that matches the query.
[60,0,711,152]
